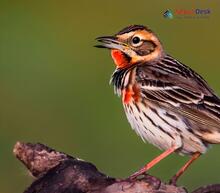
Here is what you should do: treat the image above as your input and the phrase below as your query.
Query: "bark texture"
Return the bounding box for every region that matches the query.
[13,142,220,193]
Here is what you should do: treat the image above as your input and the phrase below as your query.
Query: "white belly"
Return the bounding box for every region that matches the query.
[123,100,207,154]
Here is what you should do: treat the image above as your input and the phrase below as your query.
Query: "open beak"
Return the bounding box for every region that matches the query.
[95,36,128,52]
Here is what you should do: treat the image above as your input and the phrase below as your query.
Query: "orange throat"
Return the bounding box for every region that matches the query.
[111,50,139,104]
[111,49,129,68]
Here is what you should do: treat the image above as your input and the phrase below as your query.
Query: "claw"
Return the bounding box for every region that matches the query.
[128,168,148,180]
[169,177,177,186]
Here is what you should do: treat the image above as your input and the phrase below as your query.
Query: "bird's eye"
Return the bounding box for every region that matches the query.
[131,36,143,47]
[132,36,140,44]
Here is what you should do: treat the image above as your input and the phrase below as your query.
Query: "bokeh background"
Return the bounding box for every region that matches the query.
[1,1,220,192]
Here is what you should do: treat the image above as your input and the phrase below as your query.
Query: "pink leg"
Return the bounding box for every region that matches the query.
[129,146,177,179]
[170,152,201,185]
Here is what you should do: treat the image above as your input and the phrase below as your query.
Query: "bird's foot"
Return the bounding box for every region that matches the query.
[169,175,178,186]
[128,167,148,181]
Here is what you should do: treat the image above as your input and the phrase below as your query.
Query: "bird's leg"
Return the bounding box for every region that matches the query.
[170,152,201,185]
[129,146,177,180]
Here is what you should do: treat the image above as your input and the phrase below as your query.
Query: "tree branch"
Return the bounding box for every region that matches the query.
[13,142,220,193]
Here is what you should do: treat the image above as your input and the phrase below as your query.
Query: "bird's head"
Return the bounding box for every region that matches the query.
[96,25,164,68]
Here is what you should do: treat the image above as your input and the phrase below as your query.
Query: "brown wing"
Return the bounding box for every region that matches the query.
[136,55,220,131]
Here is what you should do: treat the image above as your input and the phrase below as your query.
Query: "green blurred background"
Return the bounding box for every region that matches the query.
[1,1,220,192]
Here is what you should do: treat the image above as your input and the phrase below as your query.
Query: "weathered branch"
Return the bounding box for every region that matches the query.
[13,142,220,193]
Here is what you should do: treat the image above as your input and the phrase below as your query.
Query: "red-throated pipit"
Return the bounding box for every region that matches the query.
[96,25,220,184]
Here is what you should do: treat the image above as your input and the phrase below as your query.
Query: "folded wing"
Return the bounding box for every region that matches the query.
[136,56,220,134]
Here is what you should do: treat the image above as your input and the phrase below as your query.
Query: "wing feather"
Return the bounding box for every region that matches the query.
[136,55,220,130]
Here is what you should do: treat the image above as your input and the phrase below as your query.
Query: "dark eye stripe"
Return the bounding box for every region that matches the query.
[142,40,157,46]
[134,40,157,56]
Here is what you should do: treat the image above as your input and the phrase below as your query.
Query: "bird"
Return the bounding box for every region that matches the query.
[95,25,220,184]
